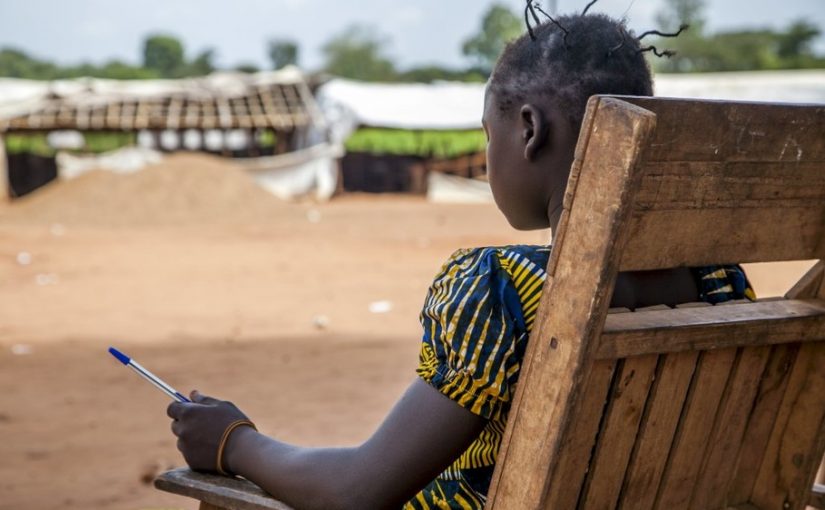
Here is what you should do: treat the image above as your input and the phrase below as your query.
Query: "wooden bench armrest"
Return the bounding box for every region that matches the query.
[155,468,294,510]
[810,483,825,509]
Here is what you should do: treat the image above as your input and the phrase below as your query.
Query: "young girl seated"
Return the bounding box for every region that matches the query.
[167,8,754,510]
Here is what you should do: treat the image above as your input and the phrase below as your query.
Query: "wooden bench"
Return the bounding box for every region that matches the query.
[156,96,825,509]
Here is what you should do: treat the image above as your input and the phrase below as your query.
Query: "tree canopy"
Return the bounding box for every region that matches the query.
[652,0,824,72]
[268,39,299,70]
[142,34,185,78]
[321,25,396,81]
[461,4,523,73]
[0,5,822,82]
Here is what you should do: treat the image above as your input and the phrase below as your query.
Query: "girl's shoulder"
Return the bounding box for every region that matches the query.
[435,245,552,281]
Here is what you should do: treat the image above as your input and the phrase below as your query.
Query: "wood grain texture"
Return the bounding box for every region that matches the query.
[486,97,657,510]
[689,346,771,510]
[618,352,699,510]
[728,343,800,504]
[751,341,825,510]
[596,298,825,359]
[542,360,617,509]
[654,349,737,509]
[579,355,658,509]
[618,97,825,164]
[609,97,825,270]
[155,468,294,510]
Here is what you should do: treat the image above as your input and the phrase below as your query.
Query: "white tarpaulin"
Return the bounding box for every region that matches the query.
[0,67,308,120]
[56,147,163,180]
[316,79,486,142]
[236,143,342,201]
[317,71,825,143]
[426,172,494,204]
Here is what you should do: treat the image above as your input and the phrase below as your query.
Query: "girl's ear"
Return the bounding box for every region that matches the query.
[520,104,550,161]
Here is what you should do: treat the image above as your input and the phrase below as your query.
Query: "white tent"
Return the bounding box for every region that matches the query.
[317,70,825,140]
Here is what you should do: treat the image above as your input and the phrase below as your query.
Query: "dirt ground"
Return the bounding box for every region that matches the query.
[0,154,815,510]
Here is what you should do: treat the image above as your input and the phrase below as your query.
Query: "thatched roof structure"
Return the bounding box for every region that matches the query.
[0,68,323,134]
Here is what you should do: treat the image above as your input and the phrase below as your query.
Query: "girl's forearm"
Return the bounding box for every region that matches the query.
[223,427,375,510]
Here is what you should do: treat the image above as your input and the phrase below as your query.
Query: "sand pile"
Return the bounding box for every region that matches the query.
[2,153,294,226]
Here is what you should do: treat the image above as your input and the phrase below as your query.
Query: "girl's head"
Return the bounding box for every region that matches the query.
[483,10,655,232]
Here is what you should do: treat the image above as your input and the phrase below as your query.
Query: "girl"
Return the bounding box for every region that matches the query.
[168,8,753,510]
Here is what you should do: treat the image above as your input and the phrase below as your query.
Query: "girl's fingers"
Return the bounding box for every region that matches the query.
[190,390,221,405]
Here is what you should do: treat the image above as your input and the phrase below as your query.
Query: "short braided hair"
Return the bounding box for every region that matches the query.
[490,13,653,133]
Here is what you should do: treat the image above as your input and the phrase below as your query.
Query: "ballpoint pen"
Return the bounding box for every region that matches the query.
[108,346,190,402]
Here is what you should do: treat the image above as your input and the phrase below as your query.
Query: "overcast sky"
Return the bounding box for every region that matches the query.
[0,0,823,72]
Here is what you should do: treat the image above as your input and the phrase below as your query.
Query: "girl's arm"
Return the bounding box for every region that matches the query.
[169,379,487,510]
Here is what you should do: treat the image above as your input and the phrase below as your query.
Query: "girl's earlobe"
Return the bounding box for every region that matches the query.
[520,104,549,161]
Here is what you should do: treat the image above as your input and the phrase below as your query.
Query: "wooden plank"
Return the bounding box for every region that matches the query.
[579,355,658,509]
[634,161,825,210]
[618,96,825,163]
[654,349,737,509]
[542,359,617,509]
[487,97,657,509]
[689,346,771,509]
[810,483,825,509]
[619,206,825,270]
[155,468,293,510]
[596,298,825,359]
[751,341,825,510]
[618,351,699,510]
[728,343,800,504]
[601,97,825,271]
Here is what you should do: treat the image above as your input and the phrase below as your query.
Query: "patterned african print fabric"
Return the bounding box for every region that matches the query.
[403,245,755,510]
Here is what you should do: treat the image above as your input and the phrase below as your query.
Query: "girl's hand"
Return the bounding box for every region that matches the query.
[167,390,253,474]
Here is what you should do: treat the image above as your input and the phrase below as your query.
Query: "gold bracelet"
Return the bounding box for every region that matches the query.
[216,419,257,476]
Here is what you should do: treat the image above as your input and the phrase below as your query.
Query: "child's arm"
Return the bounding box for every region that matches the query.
[168,379,487,510]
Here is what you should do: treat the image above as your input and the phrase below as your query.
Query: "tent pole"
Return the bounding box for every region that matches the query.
[0,134,9,202]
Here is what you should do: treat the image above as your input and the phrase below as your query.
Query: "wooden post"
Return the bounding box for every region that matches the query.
[0,133,9,202]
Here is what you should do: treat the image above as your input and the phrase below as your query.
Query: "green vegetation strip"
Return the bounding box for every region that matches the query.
[345,128,486,158]
[4,132,137,156]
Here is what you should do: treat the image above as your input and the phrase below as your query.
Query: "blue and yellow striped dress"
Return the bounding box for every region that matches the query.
[404,245,755,510]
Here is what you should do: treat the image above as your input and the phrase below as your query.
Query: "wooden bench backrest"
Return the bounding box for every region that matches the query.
[486,96,825,510]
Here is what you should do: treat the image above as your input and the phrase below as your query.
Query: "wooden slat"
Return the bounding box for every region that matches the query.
[729,343,800,504]
[596,298,825,359]
[620,206,825,270]
[486,97,656,509]
[654,349,737,509]
[155,468,292,510]
[810,483,825,509]
[635,161,825,210]
[618,351,699,510]
[619,97,825,163]
[608,97,825,270]
[542,359,617,509]
[689,346,771,509]
[579,355,658,509]
[751,341,825,510]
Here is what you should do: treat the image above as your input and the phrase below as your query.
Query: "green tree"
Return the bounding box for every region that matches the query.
[321,25,396,81]
[143,34,185,78]
[655,0,706,33]
[461,4,522,73]
[234,62,261,74]
[185,49,216,76]
[267,39,298,69]
[0,48,58,79]
[777,20,821,63]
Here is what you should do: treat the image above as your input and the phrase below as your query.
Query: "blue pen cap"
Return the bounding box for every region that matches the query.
[108,347,131,365]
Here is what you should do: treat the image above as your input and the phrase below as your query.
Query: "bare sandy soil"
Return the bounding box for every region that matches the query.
[0,154,815,510]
